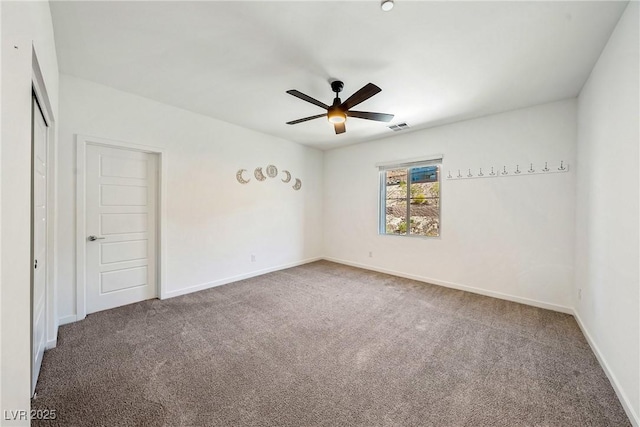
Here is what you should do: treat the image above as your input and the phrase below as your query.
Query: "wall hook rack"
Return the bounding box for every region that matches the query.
[446,161,570,180]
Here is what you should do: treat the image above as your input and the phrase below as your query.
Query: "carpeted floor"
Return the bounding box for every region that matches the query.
[32,261,630,426]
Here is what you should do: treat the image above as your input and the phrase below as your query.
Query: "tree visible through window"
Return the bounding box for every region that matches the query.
[380,162,441,237]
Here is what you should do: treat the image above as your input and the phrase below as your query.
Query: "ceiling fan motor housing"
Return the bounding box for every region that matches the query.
[330,81,344,119]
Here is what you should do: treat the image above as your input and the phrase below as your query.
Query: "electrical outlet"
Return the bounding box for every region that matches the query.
[368,251,373,258]
[251,254,256,262]
[578,288,582,300]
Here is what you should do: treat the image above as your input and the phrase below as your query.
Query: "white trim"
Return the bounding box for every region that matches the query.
[572,310,639,427]
[45,338,57,350]
[75,134,166,320]
[31,51,58,353]
[158,152,168,299]
[75,138,86,319]
[163,257,322,299]
[322,256,573,314]
[376,154,444,170]
[58,314,77,326]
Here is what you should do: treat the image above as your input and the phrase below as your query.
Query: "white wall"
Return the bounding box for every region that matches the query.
[57,74,323,322]
[575,2,639,424]
[324,100,577,311]
[0,0,59,423]
[0,3,634,424]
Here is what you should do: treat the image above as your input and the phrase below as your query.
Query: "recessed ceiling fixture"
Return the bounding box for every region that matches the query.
[381,0,394,12]
[286,80,394,135]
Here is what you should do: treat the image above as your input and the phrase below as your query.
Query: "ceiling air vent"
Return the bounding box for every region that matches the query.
[388,122,409,132]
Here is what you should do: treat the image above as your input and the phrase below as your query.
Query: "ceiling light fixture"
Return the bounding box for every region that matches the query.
[327,108,346,124]
[381,0,394,12]
[286,80,394,135]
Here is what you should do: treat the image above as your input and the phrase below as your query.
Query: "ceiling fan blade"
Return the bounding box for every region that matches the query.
[340,83,381,110]
[334,122,346,134]
[286,90,329,110]
[346,111,394,122]
[286,113,327,125]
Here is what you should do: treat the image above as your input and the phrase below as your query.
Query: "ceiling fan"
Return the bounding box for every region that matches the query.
[286,80,394,135]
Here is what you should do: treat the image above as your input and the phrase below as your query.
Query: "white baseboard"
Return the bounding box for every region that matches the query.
[58,314,77,326]
[322,257,573,314]
[45,338,57,350]
[163,257,323,299]
[572,310,639,427]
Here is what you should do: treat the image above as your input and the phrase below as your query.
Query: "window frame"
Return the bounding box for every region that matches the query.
[378,156,443,239]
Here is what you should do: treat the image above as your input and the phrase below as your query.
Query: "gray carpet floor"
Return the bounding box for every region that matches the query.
[32,261,630,426]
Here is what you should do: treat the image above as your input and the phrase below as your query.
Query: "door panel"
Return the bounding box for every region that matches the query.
[86,145,157,314]
[101,213,148,234]
[32,95,48,395]
[101,184,147,206]
[100,266,148,293]
[100,155,148,179]
[101,240,148,264]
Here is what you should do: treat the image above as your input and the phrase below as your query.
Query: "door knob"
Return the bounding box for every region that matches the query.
[88,235,105,241]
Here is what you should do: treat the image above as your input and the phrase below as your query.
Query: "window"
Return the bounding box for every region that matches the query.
[379,158,441,237]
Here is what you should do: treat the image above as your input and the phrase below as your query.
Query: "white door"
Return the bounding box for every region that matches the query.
[32,95,48,395]
[85,144,158,314]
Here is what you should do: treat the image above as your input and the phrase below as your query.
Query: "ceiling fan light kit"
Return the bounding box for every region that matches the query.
[286,80,394,135]
[327,110,346,124]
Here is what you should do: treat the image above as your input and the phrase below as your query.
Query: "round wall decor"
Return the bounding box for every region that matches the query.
[254,167,267,181]
[266,164,278,178]
[236,169,251,184]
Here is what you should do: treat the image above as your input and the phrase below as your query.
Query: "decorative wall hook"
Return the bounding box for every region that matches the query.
[448,160,568,181]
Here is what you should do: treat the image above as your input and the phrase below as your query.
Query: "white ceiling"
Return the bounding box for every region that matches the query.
[50,1,627,150]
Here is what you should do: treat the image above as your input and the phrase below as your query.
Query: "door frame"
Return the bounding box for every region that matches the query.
[75,135,166,320]
[32,52,58,351]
